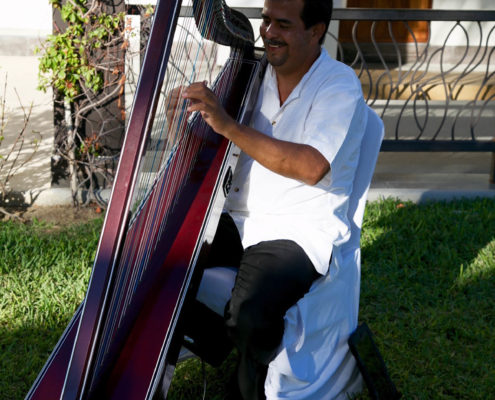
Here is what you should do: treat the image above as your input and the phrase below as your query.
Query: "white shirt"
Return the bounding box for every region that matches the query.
[224,48,367,275]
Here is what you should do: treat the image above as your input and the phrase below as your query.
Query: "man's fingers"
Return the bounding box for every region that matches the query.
[179,81,232,135]
[183,84,214,113]
[186,102,202,112]
[182,82,211,100]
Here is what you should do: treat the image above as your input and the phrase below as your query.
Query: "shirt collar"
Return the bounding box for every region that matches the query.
[265,47,328,108]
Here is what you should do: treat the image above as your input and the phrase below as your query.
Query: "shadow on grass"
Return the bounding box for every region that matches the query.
[0,218,99,400]
[359,198,495,399]
[0,323,72,400]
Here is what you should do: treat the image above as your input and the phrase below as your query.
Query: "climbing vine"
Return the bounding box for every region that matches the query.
[36,0,152,206]
[37,0,125,100]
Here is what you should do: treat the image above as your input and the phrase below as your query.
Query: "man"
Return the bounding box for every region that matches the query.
[183,0,367,398]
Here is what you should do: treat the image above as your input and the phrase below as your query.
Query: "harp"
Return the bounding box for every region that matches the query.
[26,0,264,398]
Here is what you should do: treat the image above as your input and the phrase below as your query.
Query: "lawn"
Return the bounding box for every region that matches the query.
[1,198,494,399]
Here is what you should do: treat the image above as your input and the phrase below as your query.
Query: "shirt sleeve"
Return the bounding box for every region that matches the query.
[302,67,364,166]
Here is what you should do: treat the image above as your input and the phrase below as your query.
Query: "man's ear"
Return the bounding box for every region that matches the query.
[311,22,327,43]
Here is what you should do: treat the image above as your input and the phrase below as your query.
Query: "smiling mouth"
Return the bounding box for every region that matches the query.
[265,40,286,49]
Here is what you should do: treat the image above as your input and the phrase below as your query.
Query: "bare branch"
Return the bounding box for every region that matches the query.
[0,206,24,221]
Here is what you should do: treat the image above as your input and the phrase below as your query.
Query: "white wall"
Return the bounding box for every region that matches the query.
[0,0,52,37]
[430,0,495,47]
[432,0,495,10]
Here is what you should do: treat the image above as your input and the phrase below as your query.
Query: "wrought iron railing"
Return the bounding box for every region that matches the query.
[238,7,495,154]
[126,5,495,154]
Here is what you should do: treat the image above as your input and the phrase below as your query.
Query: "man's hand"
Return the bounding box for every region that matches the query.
[166,85,188,124]
[182,82,237,136]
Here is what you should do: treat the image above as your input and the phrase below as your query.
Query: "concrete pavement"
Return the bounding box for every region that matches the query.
[368,151,495,203]
[19,151,495,207]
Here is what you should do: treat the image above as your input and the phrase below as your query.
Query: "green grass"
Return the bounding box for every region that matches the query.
[358,198,495,399]
[0,218,102,400]
[1,198,494,399]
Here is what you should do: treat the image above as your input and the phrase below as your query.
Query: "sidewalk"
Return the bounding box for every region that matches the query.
[26,151,495,207]
[0,54,53,194]
[368,151,495,203]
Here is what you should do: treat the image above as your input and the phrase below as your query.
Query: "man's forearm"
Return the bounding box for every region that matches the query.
[223,121,329,186]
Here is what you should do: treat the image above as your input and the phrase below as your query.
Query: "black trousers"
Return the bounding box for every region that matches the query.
[193,213,320,400]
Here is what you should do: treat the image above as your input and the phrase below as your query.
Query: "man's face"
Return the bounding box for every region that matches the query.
[260,0,320,76]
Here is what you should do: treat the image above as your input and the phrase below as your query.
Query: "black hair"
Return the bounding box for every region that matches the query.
[300,0,333,44]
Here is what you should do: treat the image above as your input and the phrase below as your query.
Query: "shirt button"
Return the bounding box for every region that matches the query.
[234,187,239,192]
[271,120,276,126]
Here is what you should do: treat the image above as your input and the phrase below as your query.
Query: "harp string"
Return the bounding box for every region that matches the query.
[90,0,246,380]
[98,12,202,352]
[91,5,210,376]
[123,9,212,289]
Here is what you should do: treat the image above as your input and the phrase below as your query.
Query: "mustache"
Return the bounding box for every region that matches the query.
[264,39,287,46]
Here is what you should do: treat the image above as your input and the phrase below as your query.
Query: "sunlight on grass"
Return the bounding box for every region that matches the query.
[360,198,495,399]
[456,240,495,285]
